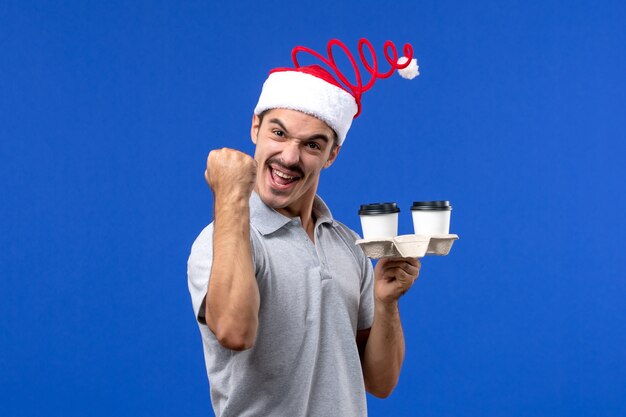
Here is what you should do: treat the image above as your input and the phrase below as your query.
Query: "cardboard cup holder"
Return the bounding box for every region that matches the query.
[355,234,459,259]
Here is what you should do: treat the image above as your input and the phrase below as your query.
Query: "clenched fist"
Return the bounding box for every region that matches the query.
[205,148,258,201]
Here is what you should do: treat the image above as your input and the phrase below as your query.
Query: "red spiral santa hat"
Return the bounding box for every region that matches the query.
[254,38,419,145]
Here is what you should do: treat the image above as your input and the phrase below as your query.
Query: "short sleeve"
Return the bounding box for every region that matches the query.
[357,246,375,331]
[187,223,215,324]
[187,222,266,325]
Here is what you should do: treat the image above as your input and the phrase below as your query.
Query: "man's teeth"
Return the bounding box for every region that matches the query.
[273,169,297,180]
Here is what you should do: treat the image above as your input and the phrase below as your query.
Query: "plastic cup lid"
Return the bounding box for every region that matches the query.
[359,202,400,215]
[411,201,452,211]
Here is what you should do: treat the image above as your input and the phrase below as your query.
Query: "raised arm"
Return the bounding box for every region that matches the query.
[204,148,260,351]
[358,257,420,397]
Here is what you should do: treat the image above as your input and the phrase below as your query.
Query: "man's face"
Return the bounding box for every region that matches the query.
[250,108,341,217]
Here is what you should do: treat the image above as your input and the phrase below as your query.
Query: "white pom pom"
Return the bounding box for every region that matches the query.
[397,57,419,79]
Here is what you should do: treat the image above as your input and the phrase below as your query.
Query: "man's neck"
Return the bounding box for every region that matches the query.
[275,193,317,241]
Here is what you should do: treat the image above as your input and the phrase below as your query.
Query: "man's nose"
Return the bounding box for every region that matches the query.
[280,141,301,166]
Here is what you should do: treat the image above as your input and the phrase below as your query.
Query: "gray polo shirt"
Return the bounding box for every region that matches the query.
[188,192,375,417]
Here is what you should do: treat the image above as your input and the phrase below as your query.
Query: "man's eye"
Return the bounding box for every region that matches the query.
[306,142,321,150]
[273,130,285,137]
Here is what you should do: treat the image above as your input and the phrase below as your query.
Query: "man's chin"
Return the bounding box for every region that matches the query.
[258,187,292,209]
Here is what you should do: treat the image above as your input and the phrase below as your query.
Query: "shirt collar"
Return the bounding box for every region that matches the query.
[249,191,334,236]
[312,194,334,226]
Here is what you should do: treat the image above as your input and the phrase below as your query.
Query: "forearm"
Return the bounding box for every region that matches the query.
[206,193,260,350]
[362,301,405,398]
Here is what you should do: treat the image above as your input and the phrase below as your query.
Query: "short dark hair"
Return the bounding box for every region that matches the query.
[256,109,339,149]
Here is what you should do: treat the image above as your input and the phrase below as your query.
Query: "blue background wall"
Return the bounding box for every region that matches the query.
[1,1,625,416]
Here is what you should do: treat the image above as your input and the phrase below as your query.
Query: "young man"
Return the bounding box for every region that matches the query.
[188,39,420,416]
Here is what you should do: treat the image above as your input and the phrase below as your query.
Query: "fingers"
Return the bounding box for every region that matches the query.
[376,257,418,269]
[381,258,420,277]
[204,148,257,198]
[381,265,416,283]
[377,257,421,294]
[374,257,422,303]
[383,256,420,267]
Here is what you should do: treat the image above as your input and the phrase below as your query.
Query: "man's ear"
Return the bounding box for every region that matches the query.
[250,114,261,145]
[324,145,341,168]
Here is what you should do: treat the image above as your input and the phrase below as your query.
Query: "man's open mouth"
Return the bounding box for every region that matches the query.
[268,165,302,188]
